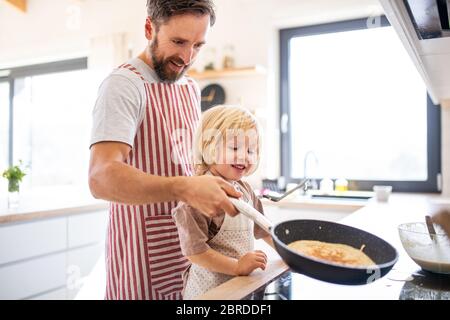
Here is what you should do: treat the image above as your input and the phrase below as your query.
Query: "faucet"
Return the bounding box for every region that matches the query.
[303,150,319,191]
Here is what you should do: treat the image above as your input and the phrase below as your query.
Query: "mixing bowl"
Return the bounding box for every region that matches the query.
[398,222,450,274]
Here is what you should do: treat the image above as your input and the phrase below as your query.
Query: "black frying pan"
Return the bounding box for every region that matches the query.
[229,198,398,285]
[272,219,398,285]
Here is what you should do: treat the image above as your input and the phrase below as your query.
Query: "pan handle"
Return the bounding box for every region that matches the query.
[229,197,273,234]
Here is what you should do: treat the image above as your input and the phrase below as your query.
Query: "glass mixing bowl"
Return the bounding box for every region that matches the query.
[398,222,450,274]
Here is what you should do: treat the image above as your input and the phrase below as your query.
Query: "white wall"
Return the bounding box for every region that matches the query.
[1,0,448,192]
[0,0,147,68]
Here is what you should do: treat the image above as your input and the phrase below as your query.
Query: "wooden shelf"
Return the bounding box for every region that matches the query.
[188,65,266,80]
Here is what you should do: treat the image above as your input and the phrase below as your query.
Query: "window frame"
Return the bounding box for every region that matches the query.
[279,17,442,193]
[0,58,87,168]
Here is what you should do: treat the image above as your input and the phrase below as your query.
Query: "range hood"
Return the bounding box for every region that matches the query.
[404,0,450,39]
[380,0,450,107]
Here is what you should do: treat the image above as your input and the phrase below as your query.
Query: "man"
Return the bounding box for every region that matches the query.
[89,0,241,300]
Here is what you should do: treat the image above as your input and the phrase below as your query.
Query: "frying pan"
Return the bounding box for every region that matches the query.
[229,198,398,285]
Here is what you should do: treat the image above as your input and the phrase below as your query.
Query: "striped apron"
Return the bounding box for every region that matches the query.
[105,63,200,300]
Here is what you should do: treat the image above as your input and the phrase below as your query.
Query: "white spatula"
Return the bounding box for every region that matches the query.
[228,197,273,234]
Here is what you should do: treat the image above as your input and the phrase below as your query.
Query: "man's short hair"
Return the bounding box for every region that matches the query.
[147,0,216,27]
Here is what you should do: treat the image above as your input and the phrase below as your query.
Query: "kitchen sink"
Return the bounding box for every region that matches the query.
[310,194,373,201]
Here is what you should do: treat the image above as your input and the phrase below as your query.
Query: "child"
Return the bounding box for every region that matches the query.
[172,105,274,300]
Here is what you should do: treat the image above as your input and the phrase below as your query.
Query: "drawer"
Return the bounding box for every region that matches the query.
[0,252,66,300]
[68,211,108,248]
[30,287,67,300]
[67,244,103,278]
[0,218,67,265]
[66,244,104,299]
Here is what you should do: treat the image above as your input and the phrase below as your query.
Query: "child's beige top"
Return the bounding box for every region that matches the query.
[172,180,270,256]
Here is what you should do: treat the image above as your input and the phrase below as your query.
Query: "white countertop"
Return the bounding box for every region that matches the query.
[0,187,367,225]
[0,185,108,225]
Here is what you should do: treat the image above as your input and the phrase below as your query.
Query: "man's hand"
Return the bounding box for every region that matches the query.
[234,250,268,276]
[174,175,242,217]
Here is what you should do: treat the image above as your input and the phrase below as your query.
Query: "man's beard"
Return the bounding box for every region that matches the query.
[150,37,190,83]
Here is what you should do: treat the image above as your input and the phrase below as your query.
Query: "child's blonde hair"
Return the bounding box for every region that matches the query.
[193,105,261,176]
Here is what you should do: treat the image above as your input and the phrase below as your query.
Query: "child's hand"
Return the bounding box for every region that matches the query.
[235,250,267,276]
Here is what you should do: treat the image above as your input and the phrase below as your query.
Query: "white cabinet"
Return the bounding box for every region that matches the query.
[68,212,108,248]
[0,210,108,300]
[0,253,66,300]
[31,287,67,300]
[66,244,104,300]
[0,218,66,265]
[67,244,104,278]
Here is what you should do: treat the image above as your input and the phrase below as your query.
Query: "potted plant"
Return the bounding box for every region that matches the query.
[2,160,26,209]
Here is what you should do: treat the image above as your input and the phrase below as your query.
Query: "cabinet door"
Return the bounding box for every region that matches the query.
[66,244,104,300]
[0,218,67,265]
[30,287,67,300]
[0,252,66,300]
[67,244,103,278]
[67,210,108,248]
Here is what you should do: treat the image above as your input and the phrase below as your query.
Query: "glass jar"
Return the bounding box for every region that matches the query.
[203,47,217,71]
[7,180,21,209]
[222,44,235,69]
[8,190,20,209]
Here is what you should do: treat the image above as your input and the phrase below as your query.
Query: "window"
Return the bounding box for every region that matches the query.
[0,80,9,172]
[1,58,96,189]
[280,17,441,192]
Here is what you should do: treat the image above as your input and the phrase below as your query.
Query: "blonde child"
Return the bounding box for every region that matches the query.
[172,105,273,300]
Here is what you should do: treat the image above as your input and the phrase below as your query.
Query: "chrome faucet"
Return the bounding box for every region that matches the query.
[262,178,310,202]
[303,150,319,190]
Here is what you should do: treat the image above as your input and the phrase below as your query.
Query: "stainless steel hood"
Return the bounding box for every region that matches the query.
[404,0,450,39]
[380,0,450,106]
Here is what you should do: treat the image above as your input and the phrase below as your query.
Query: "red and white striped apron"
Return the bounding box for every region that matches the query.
[105,63,200,300]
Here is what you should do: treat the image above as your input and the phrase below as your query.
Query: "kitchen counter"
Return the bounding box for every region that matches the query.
[260,191,370,212]
[0,187,365,225]
[0,186,108,225]
[196,193,449,300]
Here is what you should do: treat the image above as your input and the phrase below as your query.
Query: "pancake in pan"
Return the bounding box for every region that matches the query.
[288,240,376,267]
